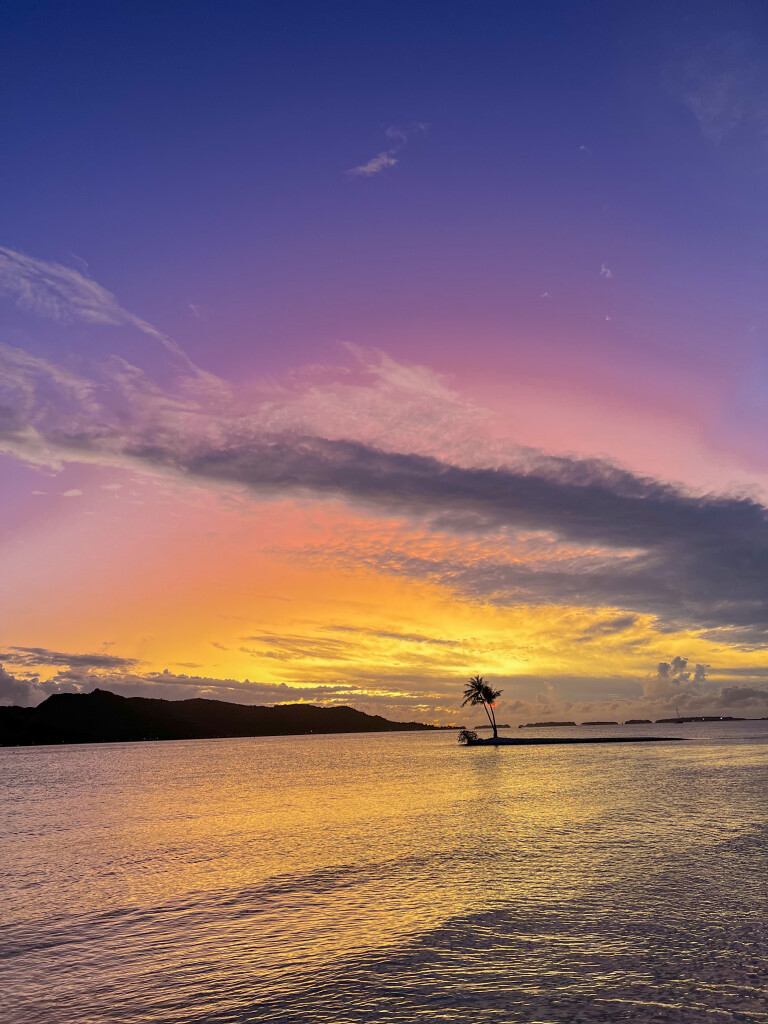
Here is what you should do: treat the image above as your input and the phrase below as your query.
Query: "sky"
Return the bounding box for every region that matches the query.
[2,0,768,724]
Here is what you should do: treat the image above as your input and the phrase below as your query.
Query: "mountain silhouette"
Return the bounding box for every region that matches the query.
[0,689,438,747]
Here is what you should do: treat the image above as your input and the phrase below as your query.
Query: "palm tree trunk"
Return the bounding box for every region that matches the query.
[482,702,494,733]
[489,702,498,739]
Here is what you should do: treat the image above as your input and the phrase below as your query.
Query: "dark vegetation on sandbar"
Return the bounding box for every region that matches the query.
[0,689,440,747]
[461,734,686,746]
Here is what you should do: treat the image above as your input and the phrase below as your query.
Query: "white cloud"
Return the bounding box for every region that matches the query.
[347,123,425,177]
[643,656,707,698]
[349,151,399,177]
[600,263,613,279]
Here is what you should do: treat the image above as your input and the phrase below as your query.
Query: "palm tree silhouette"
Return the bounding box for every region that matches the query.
[461,674,502,740]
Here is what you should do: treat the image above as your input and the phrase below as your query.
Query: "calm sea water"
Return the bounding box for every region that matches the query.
[1,721,767,1023]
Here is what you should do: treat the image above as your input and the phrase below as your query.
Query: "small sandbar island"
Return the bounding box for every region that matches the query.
[460,733,685,746]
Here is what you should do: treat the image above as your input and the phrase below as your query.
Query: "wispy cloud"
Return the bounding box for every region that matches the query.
[574,614,640,643]
[4,249,768,644]
[0,646,138,670]
[348,124,426,177]
[0,247,224,394]
[349,150,399,177]
[1,247,171,347]
[329,625,459,646]
[672,34,768,145]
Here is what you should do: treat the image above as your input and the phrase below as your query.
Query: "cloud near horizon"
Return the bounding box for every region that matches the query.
[2,651,766,724]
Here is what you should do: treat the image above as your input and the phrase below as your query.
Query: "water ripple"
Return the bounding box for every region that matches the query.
[1,724,766,1023]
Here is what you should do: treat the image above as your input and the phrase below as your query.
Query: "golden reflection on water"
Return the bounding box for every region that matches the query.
[2,724,767,1023]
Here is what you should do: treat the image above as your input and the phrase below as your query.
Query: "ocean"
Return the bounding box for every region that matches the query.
[1,721,766,1023]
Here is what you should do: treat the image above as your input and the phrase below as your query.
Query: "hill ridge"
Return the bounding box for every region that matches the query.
[0,688,438,747]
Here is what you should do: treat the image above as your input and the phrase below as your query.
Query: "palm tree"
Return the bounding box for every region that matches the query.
[461,674,502,739]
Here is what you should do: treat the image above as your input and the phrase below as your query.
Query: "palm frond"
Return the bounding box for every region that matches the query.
[481,683,502,704]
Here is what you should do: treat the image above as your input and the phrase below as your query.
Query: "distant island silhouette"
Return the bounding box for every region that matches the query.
[517,717,749,727]
[519,721,577,728]
[654,715,744,723]
[0,689,441,747]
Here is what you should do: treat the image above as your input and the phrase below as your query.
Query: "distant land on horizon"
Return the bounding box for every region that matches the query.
[0,689,441,747]
[519,717,759,728]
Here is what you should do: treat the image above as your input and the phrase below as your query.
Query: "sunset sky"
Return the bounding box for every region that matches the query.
[3,0,768,723]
